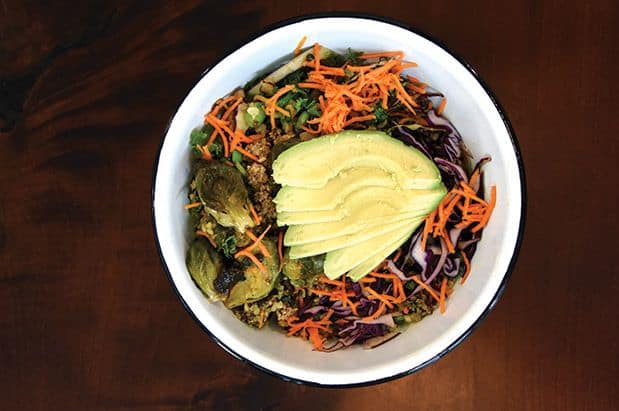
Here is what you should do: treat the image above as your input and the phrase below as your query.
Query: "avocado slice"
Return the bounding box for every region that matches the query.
[283,185,445,246]
[288,216,424,259]
[346,230,415,281]
[324,224,418,279]
[277,186,445,226]
[274,167,398,212]
[272,131,442,189]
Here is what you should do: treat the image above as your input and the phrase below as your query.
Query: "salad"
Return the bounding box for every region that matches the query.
[184,39,496,351]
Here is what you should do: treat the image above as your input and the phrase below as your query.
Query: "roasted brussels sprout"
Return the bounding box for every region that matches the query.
[186,238,225,301]
[194,162,254,232]
[282,252,324,288]
[225,239,280,308]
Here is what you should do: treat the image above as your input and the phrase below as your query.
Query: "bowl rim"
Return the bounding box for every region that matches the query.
[151,12,527,388]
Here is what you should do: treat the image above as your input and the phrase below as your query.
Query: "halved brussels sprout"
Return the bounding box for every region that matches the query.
[225,239,280,308]
[194,162,254,232]
[186,238,225,301]
[282,252,324,288]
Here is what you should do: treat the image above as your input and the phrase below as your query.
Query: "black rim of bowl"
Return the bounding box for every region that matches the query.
[151,12,527,388]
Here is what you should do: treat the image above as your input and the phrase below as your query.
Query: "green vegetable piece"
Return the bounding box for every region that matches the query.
[282,252,324,288]
[225,239,280,308]
[294,111,310,131]
[243,102,266,128]
[190,126,213,146]
[231,150,243,163]
[194,162,254,232]
[186,238,225,301]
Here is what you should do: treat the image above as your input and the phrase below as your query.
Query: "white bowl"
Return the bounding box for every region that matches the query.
[153,15,525,386]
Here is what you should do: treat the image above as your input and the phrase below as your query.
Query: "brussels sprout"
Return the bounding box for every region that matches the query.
[186,238,225,301]
[194,162,254,232]
[225,239,280,308]
[282,252,324,288]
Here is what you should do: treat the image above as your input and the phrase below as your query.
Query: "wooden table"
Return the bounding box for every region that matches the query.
[1,1,617,410]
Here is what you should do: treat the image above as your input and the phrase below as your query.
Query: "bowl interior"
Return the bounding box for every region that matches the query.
[153,17,523,385]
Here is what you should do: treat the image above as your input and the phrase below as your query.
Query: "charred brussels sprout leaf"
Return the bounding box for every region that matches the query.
[282,252,324,288]
[214,260,246,294]
[186,238,224,301]
[225,239,280,308]
[195,162,254,232]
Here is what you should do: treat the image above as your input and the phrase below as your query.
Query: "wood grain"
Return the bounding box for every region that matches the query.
[1,1,617,410]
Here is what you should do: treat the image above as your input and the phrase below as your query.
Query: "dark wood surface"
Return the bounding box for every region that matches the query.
[1,1,617,410]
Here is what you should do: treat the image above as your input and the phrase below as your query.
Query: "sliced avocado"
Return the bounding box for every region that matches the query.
[288,216,424,259]
[324,223,417,279]
[225,239,279,308]
[277,186,445,226]
[283,185,445,246]
[346,229,415,281]
[248,46,335,97]
[273,167,398,212]
[272,131,442,189]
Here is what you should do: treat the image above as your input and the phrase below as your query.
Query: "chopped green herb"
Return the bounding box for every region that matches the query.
[373,103,388,124]
[208,142,223,158]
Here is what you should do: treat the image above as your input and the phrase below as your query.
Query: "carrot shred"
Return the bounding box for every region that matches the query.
[460,252,471,284]
[471,186,497,232]
[439,278,447,314]
[313,43,320,73]
[222,97,242,121]
[361,302,387,322]
[236,250,267,273]
[196,230,217,248]
[437,98,447,115]
[184,202,201,209]
[239,225,271,258]
[248,204,261,225]
[411,276,440,302]
[277,230,284,273]
[293,35,307,56]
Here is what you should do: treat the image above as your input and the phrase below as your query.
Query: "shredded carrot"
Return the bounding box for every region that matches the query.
[307,327,325,350]
[437,98,447,115]
[222,97,243,121]
[313,43,320,73]
[411,276,440,302]
[362,301,387,322]
[196,230,217,248]
[472,186,497,232]
[277,231,284,273]
[319,277,346,287]
[439,278,447,314]
[293,35,307,56]
[248,203,261,225]
[460,252,471,284]
[238,225,271,258]
[392,249,402,263]
[184,202,201,209]
[195,144,212,160]
[236,250,266,273]
[343,114,376,127]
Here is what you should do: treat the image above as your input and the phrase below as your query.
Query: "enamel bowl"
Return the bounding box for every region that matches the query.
[153,15,525,387]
